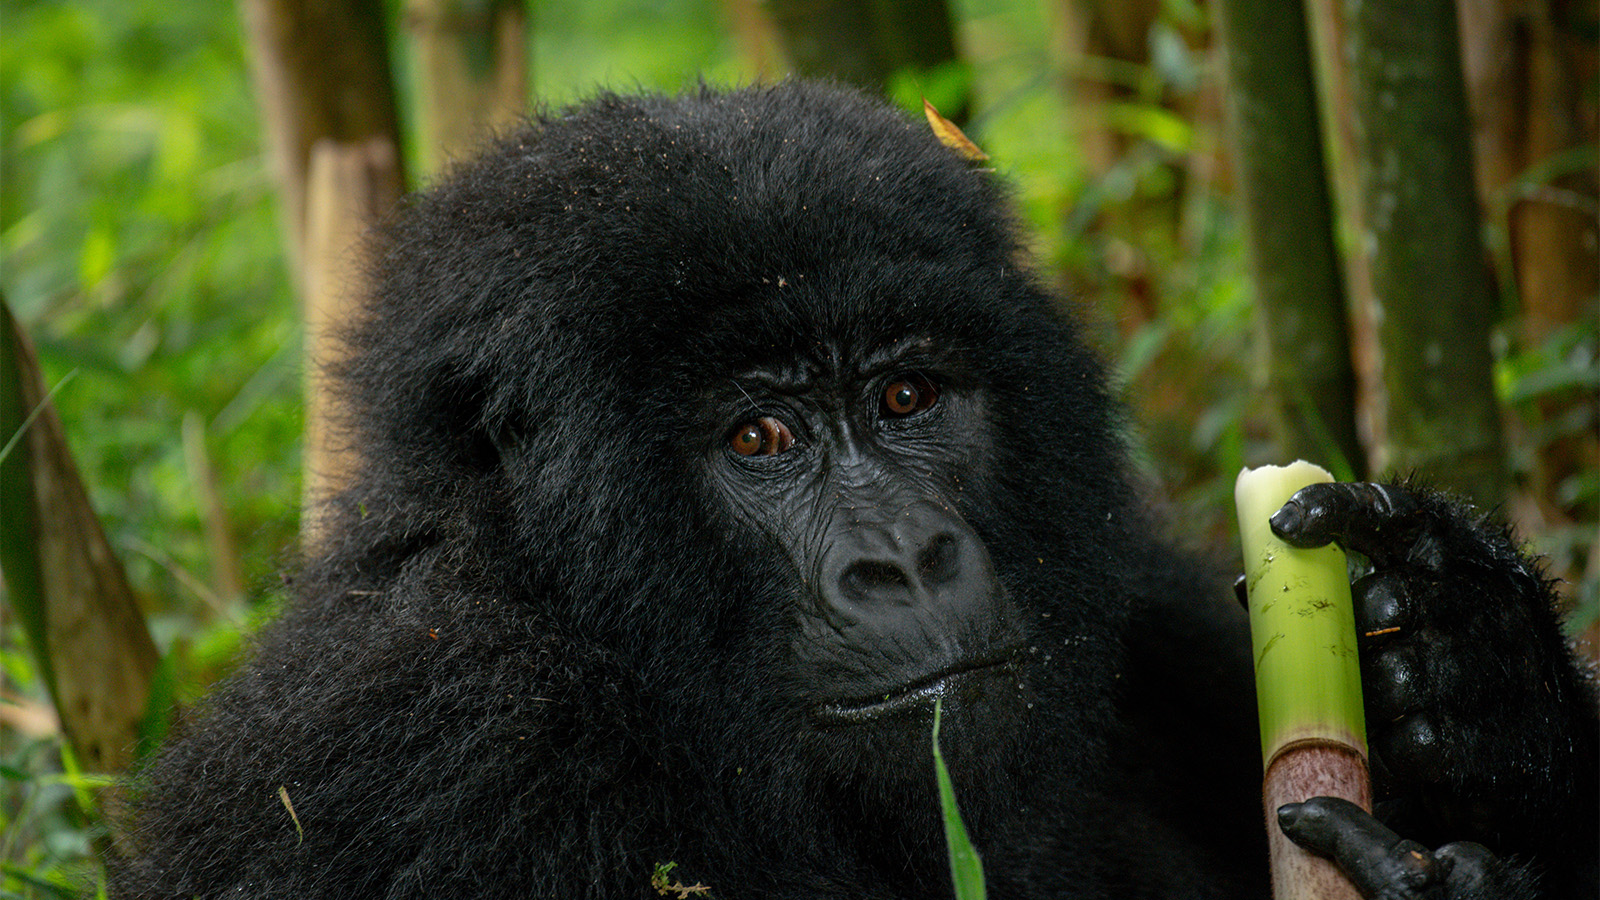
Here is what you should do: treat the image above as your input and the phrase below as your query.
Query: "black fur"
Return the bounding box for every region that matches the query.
[107,82,1596,899]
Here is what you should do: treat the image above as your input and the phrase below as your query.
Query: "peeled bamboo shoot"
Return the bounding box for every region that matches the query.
[1235,461,1370,900]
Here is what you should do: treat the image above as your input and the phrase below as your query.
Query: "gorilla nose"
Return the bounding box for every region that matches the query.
[837,532,961,605]
[822,502,996,618]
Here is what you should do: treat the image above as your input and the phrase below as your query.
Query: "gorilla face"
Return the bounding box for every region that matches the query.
[703,337,1028,729]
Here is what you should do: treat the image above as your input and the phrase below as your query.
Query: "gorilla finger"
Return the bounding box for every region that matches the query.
[1234,573,1248,609]
[1352,571,1417,637]
[1278,798,1449,897]
[1361,645,1427,721]
[1431,842,1531,895]
[1269,482,1423,567]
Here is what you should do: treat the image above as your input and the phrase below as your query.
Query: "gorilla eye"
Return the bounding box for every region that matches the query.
[882,374,939,418]
[730,416,794,457]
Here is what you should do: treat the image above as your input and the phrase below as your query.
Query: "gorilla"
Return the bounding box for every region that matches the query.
[108,81,1596,899]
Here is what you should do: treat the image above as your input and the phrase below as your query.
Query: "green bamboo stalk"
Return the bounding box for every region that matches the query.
[1235,461,1370,900]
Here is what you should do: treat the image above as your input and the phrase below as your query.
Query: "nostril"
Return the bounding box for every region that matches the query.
[917,533,959,583]
[840,560,911,603]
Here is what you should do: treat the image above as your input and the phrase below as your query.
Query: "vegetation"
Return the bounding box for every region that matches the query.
[933,698,987,899]
[2,0,1593,893]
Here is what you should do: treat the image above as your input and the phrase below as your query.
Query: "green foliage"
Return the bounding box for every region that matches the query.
[886,59,975,120]
[932,698,986,900]
[1496,320,1600,630]
[0,642,109,898]
[528,0,745,108]
[650,860,712,898]
[2,0,303,618]
[2,0,294,890]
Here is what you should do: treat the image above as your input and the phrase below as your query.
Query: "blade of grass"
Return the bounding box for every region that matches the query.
[932,697,986,900]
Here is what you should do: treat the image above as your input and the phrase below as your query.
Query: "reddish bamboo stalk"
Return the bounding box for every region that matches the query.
[1263,742,1371,900]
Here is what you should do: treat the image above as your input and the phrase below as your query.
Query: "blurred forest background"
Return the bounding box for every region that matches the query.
[1,0,1595,894]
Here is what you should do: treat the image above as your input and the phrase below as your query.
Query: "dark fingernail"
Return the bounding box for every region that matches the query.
[1233,574,1248,608]
[1276,802,1304,828]
[1270,501,1304,538]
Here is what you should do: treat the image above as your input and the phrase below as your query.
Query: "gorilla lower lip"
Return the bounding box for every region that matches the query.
[812,653,1019,726]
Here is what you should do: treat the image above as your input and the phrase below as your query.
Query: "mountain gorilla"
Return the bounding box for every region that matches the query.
[109,82,1596,899]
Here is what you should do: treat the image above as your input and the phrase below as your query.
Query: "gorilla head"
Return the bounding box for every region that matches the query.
[111,82,1235,897]
[340,84,1140,745]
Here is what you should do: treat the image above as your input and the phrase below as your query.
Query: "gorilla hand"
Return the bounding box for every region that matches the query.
[1269,481,1598,897]
[1277,797,1538,899]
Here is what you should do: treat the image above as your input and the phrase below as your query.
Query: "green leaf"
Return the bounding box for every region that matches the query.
[932,697,986,900]
[0,299,54,700]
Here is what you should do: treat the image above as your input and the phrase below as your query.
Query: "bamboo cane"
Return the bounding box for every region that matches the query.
[1236,461,1371,900]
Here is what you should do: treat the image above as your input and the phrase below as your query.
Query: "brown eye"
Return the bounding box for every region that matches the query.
[729,416,794,456]
[882,374,938,418]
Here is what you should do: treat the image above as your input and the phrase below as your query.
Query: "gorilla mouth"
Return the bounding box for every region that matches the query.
[811,648,1023,726]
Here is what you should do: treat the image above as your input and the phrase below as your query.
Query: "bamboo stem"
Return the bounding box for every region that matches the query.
[1264,743,1371,900]
[1236,461,1371,900]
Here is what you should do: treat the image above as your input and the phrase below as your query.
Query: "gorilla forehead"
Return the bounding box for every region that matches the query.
[516,83,1008,269]
[383,82,1022,370]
